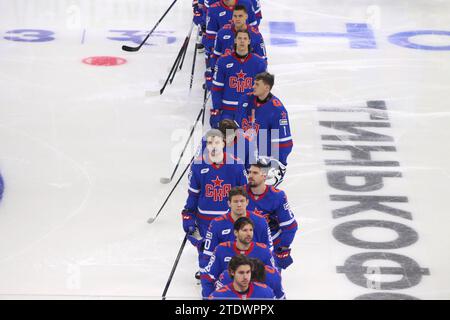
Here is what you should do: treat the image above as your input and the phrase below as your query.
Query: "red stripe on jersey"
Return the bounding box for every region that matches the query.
[273,141,294,148]
[212,87,223,92]
[222,105,237,111]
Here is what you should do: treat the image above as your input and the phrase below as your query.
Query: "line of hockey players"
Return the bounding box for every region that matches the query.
[182,0,298,300]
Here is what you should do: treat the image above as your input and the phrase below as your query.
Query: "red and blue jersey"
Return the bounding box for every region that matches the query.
[203,210,273,259]
[217,265,286,299]
[212,52,266,113]
[184,153,248,222]
[198,130,258,170]
[201,241,275,297]
[210,23,266,70]
[209,282,275,300]
[206,0,262,25]
[237,93,294,165]
[245,184,298,249]
[204,0,258,54]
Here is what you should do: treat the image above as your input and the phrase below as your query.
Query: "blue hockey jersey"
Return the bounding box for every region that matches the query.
[210,23,266,70]
[237,93,294,165]
[201,241,275,297]
[204,0,258,54]
[212,52,266,114]
[209,281,275,300]
[217,265,286,299]
[197,129,258,170]
[203,210,273,259]
[245,184,298,249]
[184,153,248,223]
[205,0,262,25]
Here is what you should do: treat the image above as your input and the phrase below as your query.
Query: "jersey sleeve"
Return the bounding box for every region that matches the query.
[205,9,220,53]
[203,220,220,259]
[201,246,224,298]
[270,103,293,166]
[210,30,225,70]
[275,190,298,248]
[255,215,273,251]
[211,57,226,110]
[184,163,201,213]
[253,30,267,61]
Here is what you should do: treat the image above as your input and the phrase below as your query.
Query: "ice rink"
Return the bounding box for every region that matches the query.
[0,0,450,299]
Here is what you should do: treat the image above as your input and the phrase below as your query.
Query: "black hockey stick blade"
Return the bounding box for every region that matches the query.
[121,0,179,52]
[122,44,141,52]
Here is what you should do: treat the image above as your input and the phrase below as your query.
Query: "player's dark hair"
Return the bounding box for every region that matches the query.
[250,157,271,174]
[235,29,251,40]
[228,186,248,201]
[234,4,248,14]
[234,29,252,53]
[249,258,267,282]
[218,119,239,137]
[228,254,252,280]
[255,72,275,90]
[234,216,254,231]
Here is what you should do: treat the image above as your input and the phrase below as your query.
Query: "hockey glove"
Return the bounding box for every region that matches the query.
[187,227,205,251]
[209,109,221,128]
[274,246,293,269]
[181,209,196,233]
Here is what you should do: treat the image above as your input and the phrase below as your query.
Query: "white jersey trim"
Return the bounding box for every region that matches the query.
[272,136,292,143]
[222,99,239,105]
[212,80,224,87]
[279,218,296,227]
[198,208,229,215]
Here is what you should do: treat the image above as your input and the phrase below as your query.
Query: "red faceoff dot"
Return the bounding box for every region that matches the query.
[82,56,127,66]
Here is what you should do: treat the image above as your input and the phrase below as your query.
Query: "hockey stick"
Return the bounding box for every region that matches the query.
[162,233,188,300]
[178,23,195,72]
[169,23,195,85]
[160,93,211,184]
[201,87,209,126]
[148,157,194,224]
[122,0,179,52]
[160,108,203,184]
[150,40,187,96]
[189,26,200,91]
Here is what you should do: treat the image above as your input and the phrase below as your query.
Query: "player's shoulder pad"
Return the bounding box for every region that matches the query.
[255,242,267,249]
[253,282,268,289]
[216,286,229,293]
[214,215,227,223]
[252,53,263,60]
[211,2,221,9]
[219,241,232,248]
[249,26,261,34]
[223,23,233,30]
[252,211,265,219]
[270,186,283,194]
[264,265,277,274]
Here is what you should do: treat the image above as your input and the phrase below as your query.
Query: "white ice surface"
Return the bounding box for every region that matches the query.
[0,0,449,299]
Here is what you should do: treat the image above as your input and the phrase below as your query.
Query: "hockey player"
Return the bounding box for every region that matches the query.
[205,0,262,26]
[197,119,257,170]
[209,5,266,74]
[202,186,272,264]
[201,217,275,297]
[203,0,259,88]
[237,72,294,166]
[182,129,248,274]
[217,257,286,299]
[209,255,275,300]
[245,158,298,269]
[210,29,267,128]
